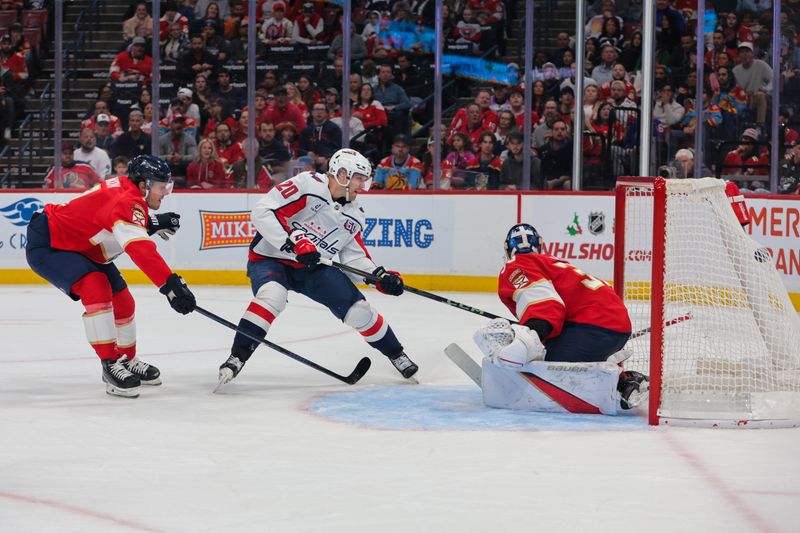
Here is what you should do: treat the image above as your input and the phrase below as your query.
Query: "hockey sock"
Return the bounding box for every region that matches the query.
[366,324,404,358]
[343,301,403,357]
[112,287,136,360]
[231,299,276,361]
[72,272,117,360]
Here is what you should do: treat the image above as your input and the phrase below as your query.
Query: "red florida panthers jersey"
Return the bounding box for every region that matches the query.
[43,176,172,286]
[498,253,631,339]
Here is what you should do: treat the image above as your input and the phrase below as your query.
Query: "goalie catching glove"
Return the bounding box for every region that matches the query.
[371,266,404,296]
[473,318,545,367]
[147,212,181,240]
[159,273,196,314]
[288,230,321,267]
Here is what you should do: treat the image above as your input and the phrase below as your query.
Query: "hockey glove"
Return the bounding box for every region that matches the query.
[159,273,196,314]
[372,266,404,296]
[147,212,181,240]
[289,230,321,267]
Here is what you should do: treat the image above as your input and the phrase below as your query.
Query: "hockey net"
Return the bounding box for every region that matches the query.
[615,177,800,427]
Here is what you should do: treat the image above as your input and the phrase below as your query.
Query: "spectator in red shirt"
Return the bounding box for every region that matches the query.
[448,103,491,151]
[352,83,388,130]
[43,143,101,189]
[213,122,245,171]
[81,100,124,138]
[109,37,152,83]
[186,138,230,188]
[265,85,307,132]
[159,1,189,44]
[0,34,28,83]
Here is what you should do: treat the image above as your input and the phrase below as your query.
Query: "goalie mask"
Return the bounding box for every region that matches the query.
[505,223,542,258]
[328,148,373,201]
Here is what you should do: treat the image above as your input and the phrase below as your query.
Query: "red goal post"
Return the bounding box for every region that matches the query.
[614,177,800,428]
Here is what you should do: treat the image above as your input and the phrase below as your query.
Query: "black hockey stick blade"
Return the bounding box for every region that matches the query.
[319,258,514,322]
[195,306,371,385]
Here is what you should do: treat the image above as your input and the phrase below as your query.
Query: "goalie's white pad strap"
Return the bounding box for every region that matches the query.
[481,358,622,415]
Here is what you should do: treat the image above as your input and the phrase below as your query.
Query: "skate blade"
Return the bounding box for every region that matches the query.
[213,369,233,394]
[406,376,419,385]
[105,384,140,398]
[140,377,162,386]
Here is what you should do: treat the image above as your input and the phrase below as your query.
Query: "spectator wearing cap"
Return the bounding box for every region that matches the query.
[186,138,229,188]
[322,86,341,117]
[227,17,267,64]
[499,131,542,190]
[111,110,152,160]
[265,86,307,132]
[191,1,226,34]
[291,2,324,44]
[733,41,772,123]
[0,34,27,83]
[722,128,769,190]
[159,113,198,177]
[8,22,34,67]
[374,134,424,190]
[43,142,101,189]
[298,102,342,163]
[123,2,152,41]
[215,68,245,111]
[175,87,202,124]
[178,33,219,84]
[489,84,511,113]
[81,100,124,138]
[201,20,229,63]
[109,36,152,83]
[159,1,189,45]
[261,2,293,45]
[162,21,191,65]
[598,63,636,102]
[94,114,117,154]
[778,143,800,195]
[161,97,199,139]
[591,43,618,86]
[75,127,112,180]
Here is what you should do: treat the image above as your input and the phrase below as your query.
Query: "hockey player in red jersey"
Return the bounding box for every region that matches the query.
[216,148,418,389]
[25,155,196,398]
[473,223,648,413]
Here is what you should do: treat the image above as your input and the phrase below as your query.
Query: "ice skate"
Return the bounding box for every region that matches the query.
[101,357,141,398]
[389,352,419,382]
[618,371,649,410]
[214,354,246,392]
[123,356,161,385]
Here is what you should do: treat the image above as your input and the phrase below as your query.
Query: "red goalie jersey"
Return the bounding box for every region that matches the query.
[498,253,632,340]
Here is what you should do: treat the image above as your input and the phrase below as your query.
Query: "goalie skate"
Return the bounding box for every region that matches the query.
[618,371,649,410]
[101,357,141,398]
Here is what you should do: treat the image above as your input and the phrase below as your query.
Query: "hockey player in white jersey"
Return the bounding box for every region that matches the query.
[217,148,418,387]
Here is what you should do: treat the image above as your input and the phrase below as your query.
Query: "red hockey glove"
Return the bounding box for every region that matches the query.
[372,266,404,296]
[289,230,321,267]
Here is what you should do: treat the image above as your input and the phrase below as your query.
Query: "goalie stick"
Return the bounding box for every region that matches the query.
[195,306,372,386]
[444,314,693,388]
[319,258,512,321]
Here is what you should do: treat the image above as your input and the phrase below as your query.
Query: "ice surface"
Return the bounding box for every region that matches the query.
[1,286,798,532]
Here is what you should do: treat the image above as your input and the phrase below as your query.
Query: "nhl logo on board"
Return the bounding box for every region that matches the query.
[588,212,605,235]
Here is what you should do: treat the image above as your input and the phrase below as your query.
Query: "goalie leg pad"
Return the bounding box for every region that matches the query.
[474,321,545,367]
[481,358,623,415]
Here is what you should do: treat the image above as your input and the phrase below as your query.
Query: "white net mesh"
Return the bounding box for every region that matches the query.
[619,178,800,422]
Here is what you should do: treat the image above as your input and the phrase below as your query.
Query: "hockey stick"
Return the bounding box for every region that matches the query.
[319,258,512,321]
[194,306,372,386]
[629,312,693,340]
[444,343,482,387]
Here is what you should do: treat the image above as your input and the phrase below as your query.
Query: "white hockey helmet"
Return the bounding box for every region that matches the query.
[328,148,373,191]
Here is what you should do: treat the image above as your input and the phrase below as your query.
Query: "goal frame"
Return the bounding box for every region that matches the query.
[614,177,800,428]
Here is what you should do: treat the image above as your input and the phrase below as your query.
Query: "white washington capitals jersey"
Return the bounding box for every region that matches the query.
[249,171,376,274]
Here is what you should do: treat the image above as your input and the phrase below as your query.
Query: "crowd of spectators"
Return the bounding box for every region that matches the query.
[41,0,800,193]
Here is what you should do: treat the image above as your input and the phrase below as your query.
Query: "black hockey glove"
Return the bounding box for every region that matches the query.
[372,266,404,296]
[148,212,181,240]
[159,273,196,314]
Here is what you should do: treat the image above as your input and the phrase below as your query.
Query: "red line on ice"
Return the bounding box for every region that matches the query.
[0,491,164,532]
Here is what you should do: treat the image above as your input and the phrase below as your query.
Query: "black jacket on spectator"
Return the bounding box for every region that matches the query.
[111,131,152,159]
[177,49,219,84]
[260,137,291,163]
[540,139,574,180]
[298,121,342,159]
